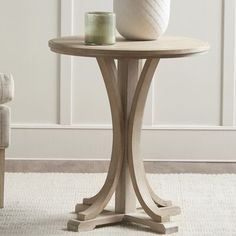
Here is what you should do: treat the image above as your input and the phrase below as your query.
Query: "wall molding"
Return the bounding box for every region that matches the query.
[59,0,74,125]
[222,0,236,126]
[58,0,236,128]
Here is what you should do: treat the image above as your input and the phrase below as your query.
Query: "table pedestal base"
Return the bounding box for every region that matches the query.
[68,204,178,234]
[67,57,181,234]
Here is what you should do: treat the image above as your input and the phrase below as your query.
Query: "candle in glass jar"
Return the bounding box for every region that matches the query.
[85,12,116,45]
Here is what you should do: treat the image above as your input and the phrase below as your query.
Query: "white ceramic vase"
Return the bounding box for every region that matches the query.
[113,0,171,40]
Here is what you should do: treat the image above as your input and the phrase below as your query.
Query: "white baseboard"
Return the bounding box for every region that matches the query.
[6,124,236,161]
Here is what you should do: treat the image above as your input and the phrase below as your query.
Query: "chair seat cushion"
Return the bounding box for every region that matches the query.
[0,74,14,104]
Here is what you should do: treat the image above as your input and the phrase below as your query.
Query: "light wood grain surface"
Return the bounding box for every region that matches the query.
[49,36,209,59]
[78,57,125,221]
[49,36,209,234]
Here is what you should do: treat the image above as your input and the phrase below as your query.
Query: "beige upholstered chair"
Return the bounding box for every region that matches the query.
[0,73,14,208]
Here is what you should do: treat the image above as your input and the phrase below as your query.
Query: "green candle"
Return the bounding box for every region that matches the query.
[85,12,116,45]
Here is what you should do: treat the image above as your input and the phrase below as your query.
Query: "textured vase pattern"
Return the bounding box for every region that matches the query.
[114,0,171,40]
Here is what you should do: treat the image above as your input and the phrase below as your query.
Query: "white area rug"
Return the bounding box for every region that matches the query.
[1,173,236,236]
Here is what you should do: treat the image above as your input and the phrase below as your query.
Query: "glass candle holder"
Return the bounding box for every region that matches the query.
[85,12,116,45]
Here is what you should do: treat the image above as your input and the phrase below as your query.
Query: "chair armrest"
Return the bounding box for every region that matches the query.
[0,73,14,104]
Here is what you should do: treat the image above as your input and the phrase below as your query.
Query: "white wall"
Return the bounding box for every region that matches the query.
[0,0,60,123]
[1,0,236,161]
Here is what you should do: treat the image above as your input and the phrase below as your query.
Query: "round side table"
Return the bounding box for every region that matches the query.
[49,37,209,234]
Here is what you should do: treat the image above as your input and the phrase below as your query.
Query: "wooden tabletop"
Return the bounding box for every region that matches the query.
[49,36,209,59]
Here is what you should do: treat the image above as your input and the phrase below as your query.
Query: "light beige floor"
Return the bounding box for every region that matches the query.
[1,173,236,236]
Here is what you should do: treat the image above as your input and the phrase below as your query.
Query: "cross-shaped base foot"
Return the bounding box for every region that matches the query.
[67,204,179,234]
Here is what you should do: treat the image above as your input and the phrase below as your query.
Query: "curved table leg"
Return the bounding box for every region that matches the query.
[148,180,172,207]
[128,59,180,221]
[77,57,125,221]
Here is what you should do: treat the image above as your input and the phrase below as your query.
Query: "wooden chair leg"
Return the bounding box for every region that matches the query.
[0,149,5,208]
